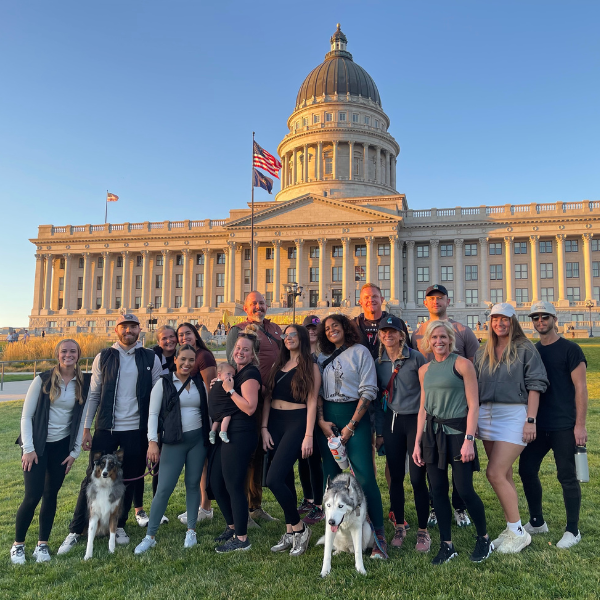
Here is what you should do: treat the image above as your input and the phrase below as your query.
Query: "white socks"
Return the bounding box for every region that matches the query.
[507,520,524,535]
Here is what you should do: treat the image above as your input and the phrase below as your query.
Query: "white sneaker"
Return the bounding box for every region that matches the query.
[184,530,197,548]
[160,515,169,524]
[10,544,26,565]
[496,529,532,554]
[134,535,156,555]
[198,507,213,521]
[556,531,581,549]
[57,533,80,555]
[454,509,471,527]
[524,521,549,534]
[492,527,509,550]
[135,510,149,527]
[33,544,51,563]
[115,527,130,545]
[178,511,188,525]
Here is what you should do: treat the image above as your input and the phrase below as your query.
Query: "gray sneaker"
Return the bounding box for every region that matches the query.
[524,521,549,535]
[134,536,157,555]
[247,515,260,529]
[290,526,312,557]
[271,532,293,552]
[57,533,80,555]
[250,507,278,522]
[115,527,130,545]
[10,544,26,565]
[33,543,51,563]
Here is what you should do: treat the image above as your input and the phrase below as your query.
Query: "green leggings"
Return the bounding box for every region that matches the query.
[317,400,384,529]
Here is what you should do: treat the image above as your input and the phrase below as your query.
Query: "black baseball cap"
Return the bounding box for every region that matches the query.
[302,315,321,327]
[425,284,448,297]
[378,315,403,332]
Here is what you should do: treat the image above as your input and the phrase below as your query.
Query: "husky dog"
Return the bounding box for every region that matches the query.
[84,450,126,560]
[317,473,374,577]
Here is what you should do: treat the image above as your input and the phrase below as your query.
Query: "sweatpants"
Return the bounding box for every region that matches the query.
[266,408,306,525]
[211,424,257,537]
[317,400,384,529]
[426,433,487,542]
[147,429,206,536]
[519,428,581,535]
[298,424,323,505]
[15,436,70,542]
[383,412,429,529]
[68,429,145,534]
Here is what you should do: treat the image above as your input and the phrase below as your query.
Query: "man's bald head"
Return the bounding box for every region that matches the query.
[244,291,267,323]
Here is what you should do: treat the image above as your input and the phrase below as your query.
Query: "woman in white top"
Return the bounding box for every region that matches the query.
[134,344,210,554]
[11,339,89,565]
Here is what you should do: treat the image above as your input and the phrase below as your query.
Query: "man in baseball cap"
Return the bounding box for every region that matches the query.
[116,313,141,326]
[518,300,588,549]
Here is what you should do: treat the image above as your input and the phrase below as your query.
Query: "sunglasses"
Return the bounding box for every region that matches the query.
[237,332,257,339]
[531,315,552,322]
[282,331,299,339]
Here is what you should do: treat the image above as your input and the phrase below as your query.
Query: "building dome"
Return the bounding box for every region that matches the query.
[296,24,381,107]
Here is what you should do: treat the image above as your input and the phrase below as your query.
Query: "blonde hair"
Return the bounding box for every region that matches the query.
[217,361,235,375]
[377,329,406,363]
[420,320,456,354]
[43,339,85,404]
[477,315,530,375]
[234,324,260,366]
[156,325,176,339]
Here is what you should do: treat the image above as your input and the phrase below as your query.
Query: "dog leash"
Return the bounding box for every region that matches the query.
[122,458,159,482]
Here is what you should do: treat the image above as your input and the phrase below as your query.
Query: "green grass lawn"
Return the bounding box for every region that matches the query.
[1,374,34,383]
[1,343,600,599]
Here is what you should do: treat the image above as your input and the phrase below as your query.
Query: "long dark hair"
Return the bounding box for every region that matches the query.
[176,322,211,353]
[265,325,314,402]
[317,314,360,355]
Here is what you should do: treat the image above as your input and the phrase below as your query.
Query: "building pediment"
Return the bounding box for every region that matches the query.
[225,194,400,230]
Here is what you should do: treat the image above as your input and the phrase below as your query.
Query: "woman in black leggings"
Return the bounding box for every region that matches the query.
[262,325,320,556]
[210,328,261,553]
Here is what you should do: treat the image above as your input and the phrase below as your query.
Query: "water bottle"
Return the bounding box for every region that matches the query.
[575,446,589,483]
[328,436,349,470]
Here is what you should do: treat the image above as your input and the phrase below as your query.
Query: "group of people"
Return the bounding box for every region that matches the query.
[6,329,29,343]
[11,283,588,568]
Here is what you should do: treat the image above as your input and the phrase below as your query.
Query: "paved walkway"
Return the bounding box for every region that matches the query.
[0,380,31,402]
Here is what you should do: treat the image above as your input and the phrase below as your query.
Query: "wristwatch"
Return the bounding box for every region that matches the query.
[227,389,235,396]
[527,417,536,424]
[464,434,475,441]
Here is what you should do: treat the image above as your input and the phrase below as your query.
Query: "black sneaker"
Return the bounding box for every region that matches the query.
[215,536,251,553]
[214,527,235,543]
[432,542,458,565]
[470,536,493,562]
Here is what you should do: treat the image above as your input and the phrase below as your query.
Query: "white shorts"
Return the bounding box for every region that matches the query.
[478,403,527,446]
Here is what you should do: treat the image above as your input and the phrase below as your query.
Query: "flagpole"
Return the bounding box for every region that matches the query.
[251,131,255,290]
[105,190,108,224]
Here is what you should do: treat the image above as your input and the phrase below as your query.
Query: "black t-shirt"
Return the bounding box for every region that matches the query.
[354,312,411,360]
[230,364,262,430]
[535,337,587,431]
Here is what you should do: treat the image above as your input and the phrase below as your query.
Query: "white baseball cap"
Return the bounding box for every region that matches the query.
[489,302,516,319]
[528,301,557,317]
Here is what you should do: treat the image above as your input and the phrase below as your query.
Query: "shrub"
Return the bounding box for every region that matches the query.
[1,334,111,363]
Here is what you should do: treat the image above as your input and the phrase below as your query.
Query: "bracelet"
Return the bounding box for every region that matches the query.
[346,423,355,432]
[343,426,355,437]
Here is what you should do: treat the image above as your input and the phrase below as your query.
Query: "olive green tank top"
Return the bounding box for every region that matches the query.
[423,353,467,435]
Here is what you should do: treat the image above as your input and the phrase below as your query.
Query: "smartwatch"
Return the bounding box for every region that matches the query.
[527,417,536,424]
[227,389,235,396]
[464,434,475,442]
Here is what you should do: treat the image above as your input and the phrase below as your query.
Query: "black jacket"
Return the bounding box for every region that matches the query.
[353,312,412,360]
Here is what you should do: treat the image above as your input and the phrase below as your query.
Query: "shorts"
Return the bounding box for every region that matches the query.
[478,403,527,446]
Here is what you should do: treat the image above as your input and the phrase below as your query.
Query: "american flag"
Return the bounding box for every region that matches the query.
[253,141,281,179]
[107,192,119,202]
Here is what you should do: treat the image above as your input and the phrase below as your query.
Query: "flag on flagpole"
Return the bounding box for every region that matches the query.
[253,141,282,178]
[253,168,273,194]
[107,192,119,202]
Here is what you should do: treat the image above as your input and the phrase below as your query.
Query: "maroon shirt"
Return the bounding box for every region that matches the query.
[191,347,217,378]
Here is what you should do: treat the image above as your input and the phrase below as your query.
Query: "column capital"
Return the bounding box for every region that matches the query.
[582,233,594,241]
[364,236,374,243]
[44,253,53,260]
[35,253,43,260]
[478,237,489,246]
[503,236,514,245]
[454,238,465,248]
[227,240,237,250]
[341,237,351,245]
[101,251,111,258]
[252,240,259,249]
[62,252,72,259]
[556,234,567,242]
[529,235,540,244]
[201,247,212,256]
[317,237,327,247]
[294,238,305,246]
[121,249,130,256]
[160,248,169,256]
[181,248,190,256]
[272,239,281,248]
[140,249,149,257]
[430,239,440,248]
[388,234,398,245]
[82,251,91,258]
[406,240,415,249]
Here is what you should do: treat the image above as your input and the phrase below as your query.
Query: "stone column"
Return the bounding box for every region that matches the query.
[406,241,416,308]
[333,141,338,180]
[272,240,281,307]
[81,253,92,311]
[303,144,309,182]
[529,235,540,302]
[252,241,258,290]
[391,156,396,189]
[121,251,130,311]
[227,241,237,303]
[223,246,230,304]
[504,237,514,303]
[181,249,190,309]
[32,254,44,313]
[348,142,354,181]
[387,152,392,187]
[341,237,350,303]
[430,240,439,285]
[160,250,169,310]
[202,249,211,309]
[317,142,323,180]
[375,146,381,184]
[236,245,244,304]
[382,150,387,186]
[59,253,71,313]
[363,143,369,180]
[100,252,110,310]
[455,239,465,307]
[318,238,327,306]
[389,235,399,304]
[43,254,53,311]
[140,250,150,308]
[556,235,567,305]
[583,233,594,302]
[479,238,489,303]
[292,148,298,185]
[281,153,287,190]
[365,236,374,283]
[295,239,305,307]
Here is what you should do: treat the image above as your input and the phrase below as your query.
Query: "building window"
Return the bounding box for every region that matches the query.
[490,265,503,280]
[97,257,103,268]
[215,295,224,307]
[95,297,102,309]
[196,253,205,265]
[155,274,162,289]
[403,267,407,284]
[567,287,581,301]
[134,275,141,289]
[174,296,182,308]
[324,152,332,174]
[356,289,362,306]
[154,297,162,309]
[78,277,83,291]
[572,314,584,323]
[244,269,250,285]
[441,266,454,281]
[417,267,429,283]
[417,290,426,305]
[355,266,365,282]
[332,289,342,306]
[59,258,65,269]
[288,268,296,283]
[244,249,251,261]
[216,253,225,265]
[79,257,84,268]
[332,245,343,257]
[595,287,600,302]
[565,240,578,253]
[265,291,273,306]
[115,297,121,309]
[87,321,96,328]
[465,244,477,256]
[67,320,76,327]
[266,269,273,283]
[58,277,64,292]
[196,273,204,288]
[195,295,203,308]
[540,263,554,279]
[216,273,225,287]
[310,267,319,282]
[331,267,342,282]
[380,289,390,301]
[515,264,528,279]
[265,247,274,260]
[417,245,429,258]
[325,112,333,122]
[153,254,162,267]
[465,265,478,281]
[364,116,370,125]
[96,276,102,291]
[57,298,63,310]
[541,287,554,302]
[288,247,296,259]
[175,274,183,288]
[402,245,407,259]
[592,240,600,252]
[539,241,553,253]
[77,297,82,309]
[378,265,390,281]
[490,289,503,304]
[375,119,379,128]
[594,262,600,278]
[302,117,308,126]
[466,289,479,305]
[378,243,390,256]
[514,242,527,254]
[137,255,143,267]
[566,262,580,278]
[338,112,346,122]
[352,113,359,123]
[310,290,319,307]
[355,244,366,257]
[313,114,320,124]
[516,288,529,303]
[489,243,502,255]
[117,255,123,267]
[310,246,319,258]
[467,316,478,329]
[440,244,453,257]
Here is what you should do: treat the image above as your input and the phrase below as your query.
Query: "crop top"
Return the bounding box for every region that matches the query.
[271,368,304,404]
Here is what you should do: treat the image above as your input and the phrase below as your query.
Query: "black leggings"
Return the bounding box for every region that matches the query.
[210,425,257,537]
[384,412,429,529]
[266,408,307,525]
[15,436,70,542]
[298,424,323,505]
[133,436,159,507]
[519,428,581,535]
[426,433,487,542]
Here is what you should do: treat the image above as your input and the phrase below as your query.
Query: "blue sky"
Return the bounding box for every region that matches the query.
[1,1,598,325]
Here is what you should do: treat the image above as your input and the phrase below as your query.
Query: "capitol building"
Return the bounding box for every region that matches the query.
[29,25,599,334]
